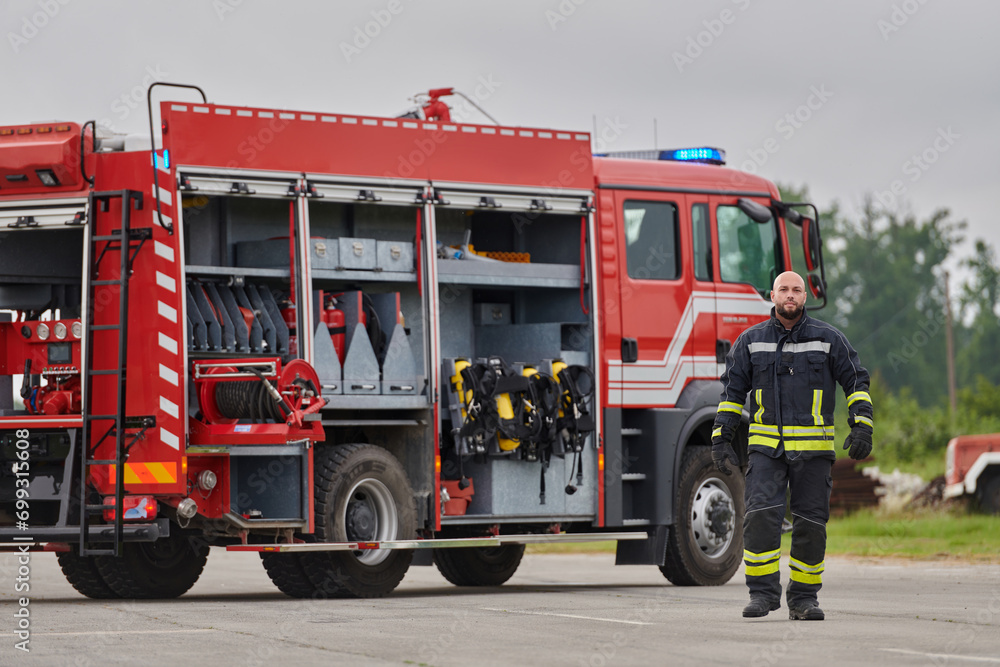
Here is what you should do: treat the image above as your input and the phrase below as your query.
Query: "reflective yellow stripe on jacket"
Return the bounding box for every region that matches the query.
[847,391,872,407]
[748,424,836,452]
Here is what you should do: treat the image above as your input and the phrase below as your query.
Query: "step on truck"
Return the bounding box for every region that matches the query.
[0,84,826,598]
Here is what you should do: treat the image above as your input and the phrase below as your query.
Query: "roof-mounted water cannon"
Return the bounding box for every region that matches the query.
[399,88,500,125]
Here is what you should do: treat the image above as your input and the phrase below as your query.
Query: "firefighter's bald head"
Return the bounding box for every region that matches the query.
[771,271,806,326]
[772,271,805,293]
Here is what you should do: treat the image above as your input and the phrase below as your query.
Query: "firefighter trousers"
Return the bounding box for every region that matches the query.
[743,451,833,606]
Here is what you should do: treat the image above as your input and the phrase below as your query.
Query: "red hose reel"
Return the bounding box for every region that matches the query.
[195,359,325,428]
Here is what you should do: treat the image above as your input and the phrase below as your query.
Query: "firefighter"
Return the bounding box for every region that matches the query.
[711,271,873,620]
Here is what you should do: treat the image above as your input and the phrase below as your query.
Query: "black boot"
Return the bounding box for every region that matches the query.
[788,600,825,620]
[743,597,781,618]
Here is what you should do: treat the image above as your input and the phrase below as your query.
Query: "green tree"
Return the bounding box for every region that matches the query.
[956,240,1000,386]
[821,199,965,405]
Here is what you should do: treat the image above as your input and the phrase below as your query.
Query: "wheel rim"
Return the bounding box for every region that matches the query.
[343,477,398,565]
[689,476,736,559]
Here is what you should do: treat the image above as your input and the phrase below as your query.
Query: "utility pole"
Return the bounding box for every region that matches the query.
[945,271,957,415]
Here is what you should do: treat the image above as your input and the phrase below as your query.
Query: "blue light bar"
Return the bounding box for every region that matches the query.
[596,147,726,165]
[660,147,726,165]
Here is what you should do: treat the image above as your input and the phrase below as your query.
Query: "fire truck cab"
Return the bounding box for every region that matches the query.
[0,86,825,598]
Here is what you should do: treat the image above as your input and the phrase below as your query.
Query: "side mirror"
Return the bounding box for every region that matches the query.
[737,198,772,224]
[802,217,821,272]
[809,274,825,300]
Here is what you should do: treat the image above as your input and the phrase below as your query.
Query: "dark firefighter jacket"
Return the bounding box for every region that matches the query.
[712,307,873,460]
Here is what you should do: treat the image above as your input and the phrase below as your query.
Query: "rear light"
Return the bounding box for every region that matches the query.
[0,129,13,136]
[36,126,52,134]
[55,125,71,132]
[36,323,50,340]
[16,128,32,135]
[103,495,158,521]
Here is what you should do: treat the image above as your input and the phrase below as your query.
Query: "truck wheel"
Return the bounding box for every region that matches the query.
[56,546,119,599]
[660,446,744,586]
[260,552,319,598]
[978,474,1000,514]
[433,545,525,586]
[301,444,416,598]
[95,529,209,599]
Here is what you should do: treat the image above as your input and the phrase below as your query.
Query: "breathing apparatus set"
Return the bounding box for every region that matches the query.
[444,356,595,504]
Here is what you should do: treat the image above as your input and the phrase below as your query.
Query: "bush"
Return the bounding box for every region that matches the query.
[862,374,1000,476]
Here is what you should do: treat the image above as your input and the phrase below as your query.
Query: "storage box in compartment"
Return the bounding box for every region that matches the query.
[309,239,339,269]
[376,240,414,272]
[338,237,377,270]
[235,239,287,269]
[236,238,339,270]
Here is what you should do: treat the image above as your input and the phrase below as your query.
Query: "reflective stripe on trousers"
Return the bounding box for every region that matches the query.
[744,452,833,605]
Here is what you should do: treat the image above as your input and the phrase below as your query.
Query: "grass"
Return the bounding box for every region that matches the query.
[526,507,1000,561]
[525,541,616,554]
[813,507,1000,561]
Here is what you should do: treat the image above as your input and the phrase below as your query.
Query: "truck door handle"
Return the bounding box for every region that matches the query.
[622,337,638,363]
[716,339,732,363]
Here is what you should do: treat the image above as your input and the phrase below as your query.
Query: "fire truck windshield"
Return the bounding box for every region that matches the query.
[717,205,777,295]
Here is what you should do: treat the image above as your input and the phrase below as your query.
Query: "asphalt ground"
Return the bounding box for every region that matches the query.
[1,549,998,666]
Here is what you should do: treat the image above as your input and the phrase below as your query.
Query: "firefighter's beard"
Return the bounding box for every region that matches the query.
[776,301,804,320]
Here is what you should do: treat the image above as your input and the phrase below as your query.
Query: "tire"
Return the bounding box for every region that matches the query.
[95,529,209,599]
[434,545,525,586]
[260,552,319,598]
[300,444,416,598]
[56,546,119,599]
[977,474,1000,515]
[660,446,744,586]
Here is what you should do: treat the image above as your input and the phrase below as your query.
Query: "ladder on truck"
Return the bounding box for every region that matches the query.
[78,190,153,557]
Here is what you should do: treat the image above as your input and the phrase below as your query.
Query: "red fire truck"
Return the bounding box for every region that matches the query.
[0,84,825,598]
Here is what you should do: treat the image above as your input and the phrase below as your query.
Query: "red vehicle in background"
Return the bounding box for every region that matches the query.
[0,84,825,598]
[945,435,1000,513]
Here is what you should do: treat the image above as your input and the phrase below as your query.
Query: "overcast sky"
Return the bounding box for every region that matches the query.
[4,0,997,283]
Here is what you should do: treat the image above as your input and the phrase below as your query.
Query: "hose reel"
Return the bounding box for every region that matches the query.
[196,359,324,426]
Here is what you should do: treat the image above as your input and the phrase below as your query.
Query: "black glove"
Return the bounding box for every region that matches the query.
[711,425,738,475]
[843,423,873,460]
